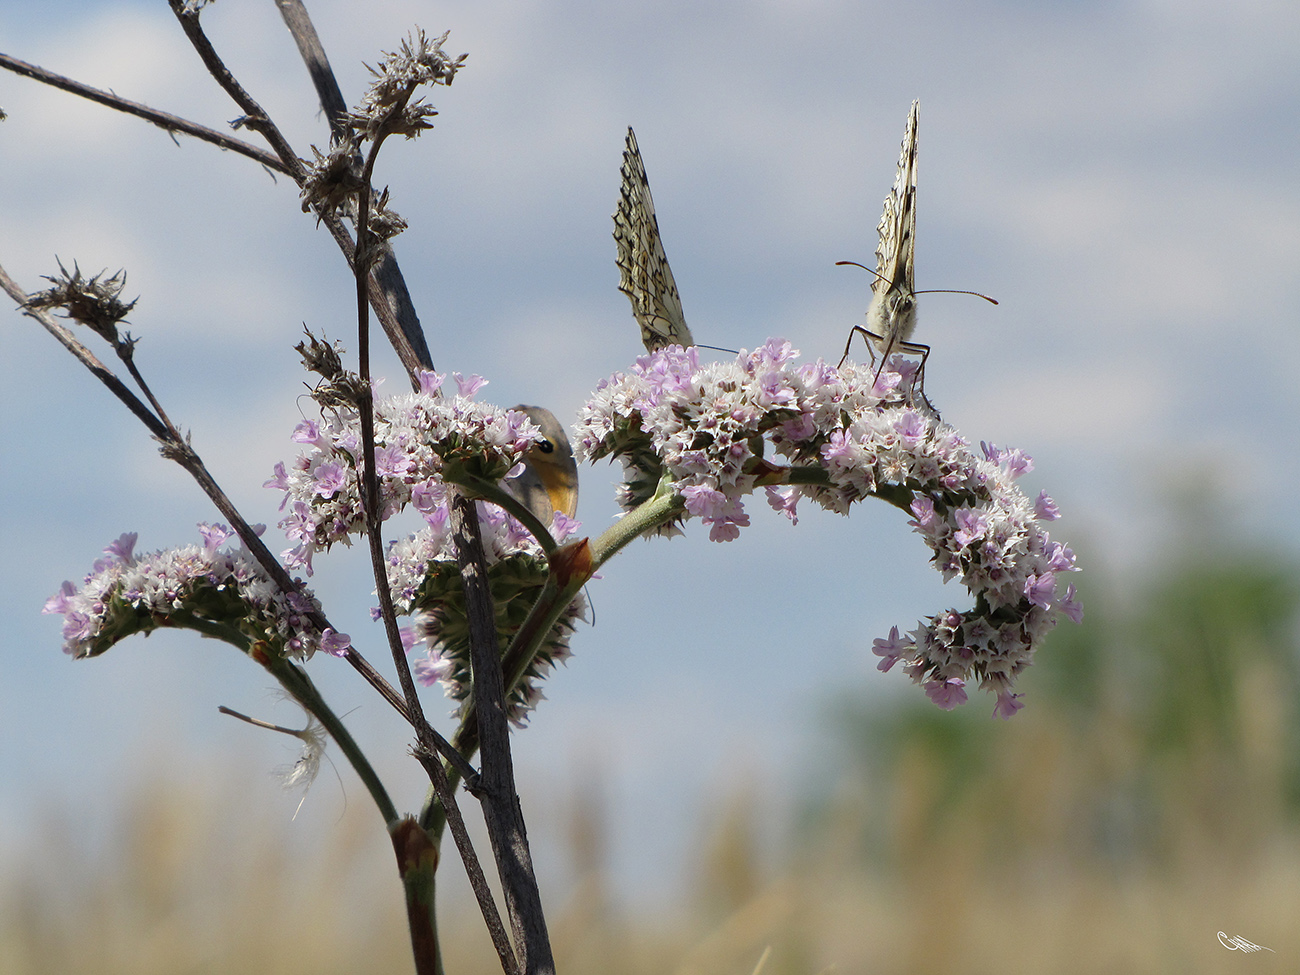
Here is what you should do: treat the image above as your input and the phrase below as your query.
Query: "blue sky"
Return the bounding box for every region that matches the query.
[2,0,1298,907]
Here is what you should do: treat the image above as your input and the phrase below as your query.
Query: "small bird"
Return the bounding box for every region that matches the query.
[613,126,696,353]
[506,405,579,524]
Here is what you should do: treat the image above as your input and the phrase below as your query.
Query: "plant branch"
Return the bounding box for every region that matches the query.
[0,52,290,174]
[408,749,520,975]
[2,266,171,439]
[347,127,522,972]
[2,28,434,383]
[449,491,554,975]
[2,263,419,729]
[273,0,350,139]
[167,0,305,178]
[167,0,431,382]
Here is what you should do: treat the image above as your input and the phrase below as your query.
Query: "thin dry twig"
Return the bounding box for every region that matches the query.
[167,0,435,381]
[0,52,290,174]
[345,112,520,970]
[3,13,434,384]
[274,0,349,139]
[0,262,423,728]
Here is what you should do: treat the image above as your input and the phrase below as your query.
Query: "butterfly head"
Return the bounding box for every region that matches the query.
[866,280,917,351]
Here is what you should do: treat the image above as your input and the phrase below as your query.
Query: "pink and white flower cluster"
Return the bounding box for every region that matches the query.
[264,372,545,574]
[44,525,338,661]
[384,515,587,726]
[576,340,1081,715]
[265,371,584,724]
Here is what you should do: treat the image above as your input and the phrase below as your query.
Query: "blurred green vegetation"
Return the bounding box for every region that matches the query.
[4,523,1299,974]
[820,538,1300,875]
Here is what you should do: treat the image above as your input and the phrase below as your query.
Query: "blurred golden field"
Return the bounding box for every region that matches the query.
[4,526,1298,974]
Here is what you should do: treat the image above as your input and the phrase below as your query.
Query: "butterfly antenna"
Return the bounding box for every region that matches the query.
[914,288,998,305]
[697,343,739,354]
[836,259,889,288]
[841,261,997,306]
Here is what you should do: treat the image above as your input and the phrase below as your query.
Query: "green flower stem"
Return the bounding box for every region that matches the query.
[162,613,399,824]
[391,818,444,975]
[420,480,686,836]
[781,463,918,515]
[588,477,686,572]
[783,464,831,485]
[163,612,252,647]
[873,481,921,515]
[455,472,560,555]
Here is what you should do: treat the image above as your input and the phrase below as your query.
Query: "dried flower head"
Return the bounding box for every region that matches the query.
[294,329,368,409]
[299,139,365,221]
[346,30,467,142]
[26,260,137,346]
[367,187,407,242]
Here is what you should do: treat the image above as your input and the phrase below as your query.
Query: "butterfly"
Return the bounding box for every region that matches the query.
[840,100,923,384]
[839,101,996,403]
[506,405,579,525]
[614,126,695,353]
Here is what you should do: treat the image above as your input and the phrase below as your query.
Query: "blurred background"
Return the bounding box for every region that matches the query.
[2,0,1298,972]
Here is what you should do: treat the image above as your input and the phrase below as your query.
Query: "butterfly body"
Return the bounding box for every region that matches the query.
[614,127,695,353]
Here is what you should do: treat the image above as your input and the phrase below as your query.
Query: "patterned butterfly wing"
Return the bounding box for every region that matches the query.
[614,127,694,353]
[866,100,919,358]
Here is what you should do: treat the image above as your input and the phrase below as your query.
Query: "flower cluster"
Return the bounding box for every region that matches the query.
[576,340,1081,714]
[266,371,584,724]
[265,372,543,574]
[43,526,339,662]
[385,511,587,727]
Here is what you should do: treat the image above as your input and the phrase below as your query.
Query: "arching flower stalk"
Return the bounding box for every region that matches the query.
[576,339,1082,716]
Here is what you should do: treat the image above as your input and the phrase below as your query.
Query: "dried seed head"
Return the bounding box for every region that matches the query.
[346,29,466,142]
[26,260,137,346]
[294,329,368,409]
[300,139,366,221]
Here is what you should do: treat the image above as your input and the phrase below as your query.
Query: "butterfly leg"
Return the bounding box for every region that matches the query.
[838,325,884,370]
[897,338,940,418]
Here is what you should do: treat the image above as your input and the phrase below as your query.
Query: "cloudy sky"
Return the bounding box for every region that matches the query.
[2,0,1298,907]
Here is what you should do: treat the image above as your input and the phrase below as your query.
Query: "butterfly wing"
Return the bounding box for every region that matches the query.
[614,127,694,353]
[867,100,919,358]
